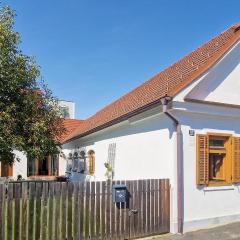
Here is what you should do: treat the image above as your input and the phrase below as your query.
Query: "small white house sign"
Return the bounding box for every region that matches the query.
[189,129,195,136]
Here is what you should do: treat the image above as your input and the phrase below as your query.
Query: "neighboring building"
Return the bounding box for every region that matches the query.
[0,101,82,180]
[61,24,240,233]
[58,100,75,119]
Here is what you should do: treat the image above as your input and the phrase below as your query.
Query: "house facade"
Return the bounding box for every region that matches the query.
[1,23,240,234]
[61,24,240,233]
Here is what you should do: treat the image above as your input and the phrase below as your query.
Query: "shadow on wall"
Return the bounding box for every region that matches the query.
[181,113,240,134]
[187,42,240,100]
[64,113,176,148]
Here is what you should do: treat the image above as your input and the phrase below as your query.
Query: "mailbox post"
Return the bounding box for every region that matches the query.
[112,184,138,239]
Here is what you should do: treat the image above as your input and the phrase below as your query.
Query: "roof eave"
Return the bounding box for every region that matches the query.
[63,98,165,144]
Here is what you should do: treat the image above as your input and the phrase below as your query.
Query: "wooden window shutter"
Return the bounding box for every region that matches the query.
[196,134,209,185]
[232,137,240,183]
[8,164,13,177]
[1,163,13,177]
[88,151,95,176]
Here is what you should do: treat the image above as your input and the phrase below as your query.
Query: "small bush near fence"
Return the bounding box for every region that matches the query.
[0,179,170,240]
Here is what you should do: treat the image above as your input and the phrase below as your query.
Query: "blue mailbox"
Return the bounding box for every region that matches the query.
[112,184,127,203]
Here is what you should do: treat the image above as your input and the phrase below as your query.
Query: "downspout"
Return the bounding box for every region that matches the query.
[160,96,183,234]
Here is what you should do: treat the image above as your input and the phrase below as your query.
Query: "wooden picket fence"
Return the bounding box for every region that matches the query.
[0,179,170,240]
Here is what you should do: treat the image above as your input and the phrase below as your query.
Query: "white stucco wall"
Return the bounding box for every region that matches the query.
[58,154,68,176]
[63,110,175,181]
[62,109,178,232]
[170,40,240,231]
[175,40,240,104]
[13,151,28,179]
[170,104,240,233]
[188,41,240,104]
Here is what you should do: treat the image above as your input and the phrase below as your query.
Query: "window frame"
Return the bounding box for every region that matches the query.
[27,155,59,177]
[88,150,95,176]
[196,132,235,187]
[207,133,232,186]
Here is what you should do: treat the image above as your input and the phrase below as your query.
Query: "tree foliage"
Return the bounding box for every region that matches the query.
[0,6,65,164]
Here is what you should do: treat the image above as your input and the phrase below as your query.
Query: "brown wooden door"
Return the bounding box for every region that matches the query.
[1,163,13,177]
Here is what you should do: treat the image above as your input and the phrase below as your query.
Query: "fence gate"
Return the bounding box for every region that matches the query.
[0,179,170,240]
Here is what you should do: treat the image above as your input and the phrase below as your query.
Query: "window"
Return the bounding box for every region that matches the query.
[67,150,95,175]
[196,133,240,186]
[209,136,228,183]
[88,150,95,176]
[72,152,79,172]
[27,155,59,177]
[77,151,86,173]
[59,106,70,118]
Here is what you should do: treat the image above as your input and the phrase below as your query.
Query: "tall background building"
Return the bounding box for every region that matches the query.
[58,100,75,119]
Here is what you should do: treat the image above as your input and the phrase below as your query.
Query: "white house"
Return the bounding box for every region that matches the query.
[61,23,240,234]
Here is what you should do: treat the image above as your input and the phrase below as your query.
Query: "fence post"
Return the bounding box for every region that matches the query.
[0,183,5,240]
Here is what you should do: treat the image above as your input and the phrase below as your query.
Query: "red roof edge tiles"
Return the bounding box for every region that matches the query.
[59,119,84,143]
[63,23,240,143]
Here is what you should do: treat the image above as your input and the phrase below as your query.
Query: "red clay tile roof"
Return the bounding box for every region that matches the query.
[60,119,84,143]
[64,23,240,143]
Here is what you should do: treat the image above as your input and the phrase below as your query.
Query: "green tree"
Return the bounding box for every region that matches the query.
[0,6,65,164]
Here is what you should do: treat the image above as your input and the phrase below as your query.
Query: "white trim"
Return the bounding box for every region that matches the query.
[172,101,240,119]
[203,186,235,192]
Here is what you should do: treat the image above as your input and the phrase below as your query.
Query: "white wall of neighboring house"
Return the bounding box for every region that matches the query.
[0,151,27,180]
[58,154,68,176]
[1,150,68,180]
[13,151,28,179]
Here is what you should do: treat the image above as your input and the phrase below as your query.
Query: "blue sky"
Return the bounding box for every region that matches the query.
[3,1,240,119]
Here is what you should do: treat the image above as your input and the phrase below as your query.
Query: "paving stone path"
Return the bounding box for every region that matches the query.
[148,222,240,240]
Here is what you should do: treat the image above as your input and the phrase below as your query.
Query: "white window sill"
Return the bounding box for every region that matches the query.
[203,185,235,192]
